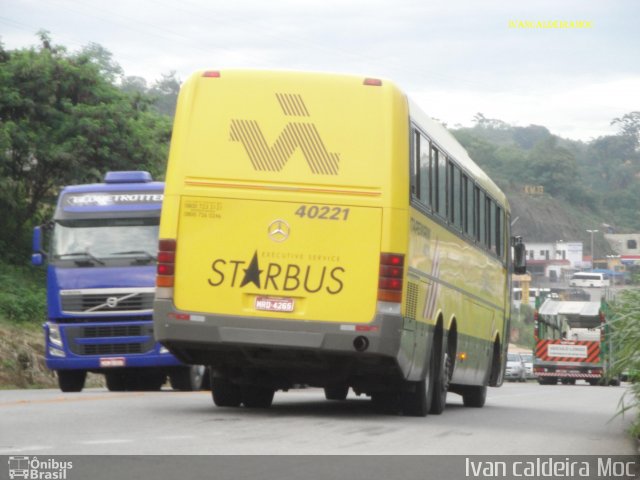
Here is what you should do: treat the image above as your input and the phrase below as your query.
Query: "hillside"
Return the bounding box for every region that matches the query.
[0,321,55,388]
[452,116,640,251]
[506,189,613,255]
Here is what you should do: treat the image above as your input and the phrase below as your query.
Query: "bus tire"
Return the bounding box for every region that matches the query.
[211,376,242,407]
[461,385,487,408]
[430,345,451,415]
[242,385,275,408]
[57,370,86,392]
[373,392,401,415]
[324,384,349,401]
[401,346,435,417]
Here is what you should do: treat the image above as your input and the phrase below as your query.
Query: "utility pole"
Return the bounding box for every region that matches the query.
[586,229,598,269]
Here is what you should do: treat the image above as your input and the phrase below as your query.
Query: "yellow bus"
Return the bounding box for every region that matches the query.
[154,70,526,416]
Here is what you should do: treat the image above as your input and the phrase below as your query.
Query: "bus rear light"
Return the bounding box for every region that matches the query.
[203,71,221,78]
[157,264,174,276]
[157,251,175,263]
[379,277,402,290]
[363,78,383,86]
[157,239,177,290]
[378,252,404,303]
[380,253,404,267]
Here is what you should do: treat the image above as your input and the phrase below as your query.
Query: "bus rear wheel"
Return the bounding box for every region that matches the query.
[461,385,487,408]
[324,384,349,401]
[401,346,436,417]
[242,385,275,408]
[211,375,242,407]
[430,345,451,415]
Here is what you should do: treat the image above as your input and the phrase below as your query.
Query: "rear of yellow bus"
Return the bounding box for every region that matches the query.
[153,70,412,405]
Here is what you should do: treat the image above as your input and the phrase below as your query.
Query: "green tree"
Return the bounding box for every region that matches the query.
[149,71,181,117]
[527,137,579,198]
[0,33,172,263]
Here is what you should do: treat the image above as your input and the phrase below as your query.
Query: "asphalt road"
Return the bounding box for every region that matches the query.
[0,381,635,456]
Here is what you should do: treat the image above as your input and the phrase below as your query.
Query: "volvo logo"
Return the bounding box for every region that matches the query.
[106,297,119,308]
[268,220,290,242]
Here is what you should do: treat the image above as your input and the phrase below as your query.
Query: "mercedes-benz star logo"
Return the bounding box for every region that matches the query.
[268,219,290,242]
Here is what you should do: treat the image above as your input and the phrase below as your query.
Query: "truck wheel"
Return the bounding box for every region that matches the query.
[57,370,86,392]
[138,372,166,391]
[241,385,275,408]
[461,385,487,408]
[324,384,349,401]
[106,372,127,391]
[170,365,206,391]
[211,376,242,407]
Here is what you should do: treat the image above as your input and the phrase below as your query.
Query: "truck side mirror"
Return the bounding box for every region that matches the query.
[31,253,43,266]
[31,226,46,266]
[512,237,527,275]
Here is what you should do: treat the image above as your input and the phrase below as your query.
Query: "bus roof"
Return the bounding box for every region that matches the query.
[408,99,507,208]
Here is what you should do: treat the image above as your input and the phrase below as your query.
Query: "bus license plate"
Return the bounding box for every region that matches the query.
[255,296,295,313]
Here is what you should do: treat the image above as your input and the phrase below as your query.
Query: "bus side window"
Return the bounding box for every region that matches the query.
[411,130,419,197]
[449,162,462,230]
[496,205,504,258]
[419,134,431,208]
[477,188,485,246]
[436,149,447,218]
[487,196,494,252]
[465,176,476,239]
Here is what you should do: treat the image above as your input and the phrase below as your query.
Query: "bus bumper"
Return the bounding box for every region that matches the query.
[153,299,422,389]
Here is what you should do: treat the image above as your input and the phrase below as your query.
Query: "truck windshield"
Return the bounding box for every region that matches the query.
[52,218,159,263]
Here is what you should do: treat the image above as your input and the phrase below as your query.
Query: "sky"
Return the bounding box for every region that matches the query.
[1,0,639,141]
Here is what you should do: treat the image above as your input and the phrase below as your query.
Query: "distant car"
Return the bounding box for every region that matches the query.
[519,353,534,379]
[505,353,526,382]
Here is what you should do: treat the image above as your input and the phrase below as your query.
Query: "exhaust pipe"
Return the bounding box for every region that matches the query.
[353,336,369,352]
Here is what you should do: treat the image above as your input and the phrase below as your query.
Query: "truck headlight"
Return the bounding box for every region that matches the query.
[48,323,63,348]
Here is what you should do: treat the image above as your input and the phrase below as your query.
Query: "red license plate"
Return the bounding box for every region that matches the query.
[255,296,295,313]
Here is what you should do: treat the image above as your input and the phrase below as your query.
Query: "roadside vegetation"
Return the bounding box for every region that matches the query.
[609,290,640,437]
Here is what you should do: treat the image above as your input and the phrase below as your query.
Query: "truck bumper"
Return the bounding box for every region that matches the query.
[44,321,184,371]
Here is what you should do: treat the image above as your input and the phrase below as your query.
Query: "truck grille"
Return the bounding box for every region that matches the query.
[60,288,154,314]
[64,323,155,356]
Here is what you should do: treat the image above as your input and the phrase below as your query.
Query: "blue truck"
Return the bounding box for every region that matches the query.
[32,171,205,392]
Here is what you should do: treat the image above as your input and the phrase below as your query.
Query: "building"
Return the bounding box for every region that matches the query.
[604,233,640,265]
[525,241,586,281]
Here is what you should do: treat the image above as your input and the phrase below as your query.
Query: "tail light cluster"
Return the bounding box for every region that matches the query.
[378,253,404,303]
[156,239,176,288]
